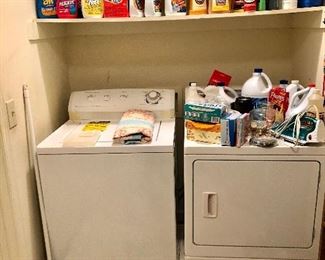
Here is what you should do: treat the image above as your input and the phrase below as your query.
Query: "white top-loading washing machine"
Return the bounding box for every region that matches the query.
[184,139,325,260]
[37,89,177,260]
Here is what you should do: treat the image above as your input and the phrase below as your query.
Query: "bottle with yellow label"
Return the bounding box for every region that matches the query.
[209,0,232,13]
[189,0,208,14]
[81,0,104,18]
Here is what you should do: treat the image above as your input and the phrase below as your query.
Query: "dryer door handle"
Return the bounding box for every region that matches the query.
[203,192,217,218]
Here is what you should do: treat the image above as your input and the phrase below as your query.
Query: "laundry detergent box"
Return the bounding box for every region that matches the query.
[184,103,226,123]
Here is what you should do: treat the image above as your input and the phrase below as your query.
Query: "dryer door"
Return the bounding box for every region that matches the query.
[193,160,320,248]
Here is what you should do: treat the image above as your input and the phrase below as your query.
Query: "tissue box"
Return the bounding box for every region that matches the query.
[186,120,221,144]
[184,103,226,123]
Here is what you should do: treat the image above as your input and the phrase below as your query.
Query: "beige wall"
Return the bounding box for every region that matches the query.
[0,1,70,259]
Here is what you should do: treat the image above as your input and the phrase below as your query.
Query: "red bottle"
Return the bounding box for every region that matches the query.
[243,0,256,11]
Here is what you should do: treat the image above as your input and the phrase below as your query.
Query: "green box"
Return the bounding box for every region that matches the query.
[184,103,226,123]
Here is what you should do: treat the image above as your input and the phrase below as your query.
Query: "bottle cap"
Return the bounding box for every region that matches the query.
[189,82,197,87]
[291,80,299,84]
[308,83,316,88]
[279,80,288,85]
[254,68,263,73]
[216,81,225,87]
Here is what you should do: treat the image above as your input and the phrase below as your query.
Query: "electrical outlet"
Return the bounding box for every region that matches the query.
[5,99,17,129]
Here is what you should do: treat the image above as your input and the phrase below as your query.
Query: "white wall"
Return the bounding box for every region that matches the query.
[0,1,70,259]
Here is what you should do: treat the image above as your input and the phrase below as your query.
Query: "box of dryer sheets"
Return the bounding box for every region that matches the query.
[221,110,241,146]
[184,103,226,123]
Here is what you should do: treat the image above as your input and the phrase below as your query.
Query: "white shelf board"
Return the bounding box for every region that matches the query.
[35,6,325,23]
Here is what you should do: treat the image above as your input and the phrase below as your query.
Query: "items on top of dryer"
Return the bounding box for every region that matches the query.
[113,109,155,145]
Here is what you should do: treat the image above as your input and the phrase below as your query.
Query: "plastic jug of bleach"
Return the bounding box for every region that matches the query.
[205,82,238,106]
[285,85,318,119]
[308,88,325,119]
[185,82,206,104]
[286,80,304,106]
[241,68,272,108]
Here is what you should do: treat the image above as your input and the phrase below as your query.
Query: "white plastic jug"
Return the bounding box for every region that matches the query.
[279,79,289,89]
[308,89,325,115]
[286,80,304,106]
[205,84,238,105]
[285,86,317,119]
[185,82,206,104]
[241,68,272,98]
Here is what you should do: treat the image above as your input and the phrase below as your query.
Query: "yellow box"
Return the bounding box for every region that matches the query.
[186,120,221,144]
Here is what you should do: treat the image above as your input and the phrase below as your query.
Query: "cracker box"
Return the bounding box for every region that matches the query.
[186,120,221,144]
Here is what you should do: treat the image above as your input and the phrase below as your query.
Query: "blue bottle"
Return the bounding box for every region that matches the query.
[298,0,322,7]
[36,0,57,18]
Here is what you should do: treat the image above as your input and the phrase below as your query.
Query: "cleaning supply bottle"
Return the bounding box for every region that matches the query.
[279,79,288,89]
[241,68,272,108]
[307,87,325,120]
[286,80,304,106]
[280,0,297,9]
[285,84,317,119]
[268,80,289,123]
[185,82,205,104]
[257,0,266,10]
[81,0,104,18]
[36,0,57,18]
[205,82,238,106]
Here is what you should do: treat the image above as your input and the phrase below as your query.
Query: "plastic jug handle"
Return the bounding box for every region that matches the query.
[261,72,273,93]
[196,86,206,93]
[224,86,239,99]
[297,84,304,91]
[307,105,320,119]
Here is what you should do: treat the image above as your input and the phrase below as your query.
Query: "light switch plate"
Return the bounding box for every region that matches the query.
[5,99,17,129]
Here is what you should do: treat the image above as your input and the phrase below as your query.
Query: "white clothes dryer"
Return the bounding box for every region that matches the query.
[184,138,325,260]
[37,89,177,260]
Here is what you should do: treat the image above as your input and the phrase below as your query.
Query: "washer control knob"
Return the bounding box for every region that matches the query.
[87,94,95,102]
[120,94,128,100]
[103,94,110,101]
[145,90,161,104]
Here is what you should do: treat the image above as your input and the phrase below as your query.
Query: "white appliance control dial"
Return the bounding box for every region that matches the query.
[103,94,110,101]
[87,94,95,102]
[120,94,128,100]
[145,90,162,104]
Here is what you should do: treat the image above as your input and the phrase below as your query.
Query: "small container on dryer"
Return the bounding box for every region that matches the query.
[185,82,206,104]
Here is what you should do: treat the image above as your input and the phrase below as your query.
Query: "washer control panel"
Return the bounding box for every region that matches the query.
[68,88,175,121]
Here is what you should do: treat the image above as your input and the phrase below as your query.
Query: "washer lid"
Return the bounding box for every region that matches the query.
[37,120,175,154]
